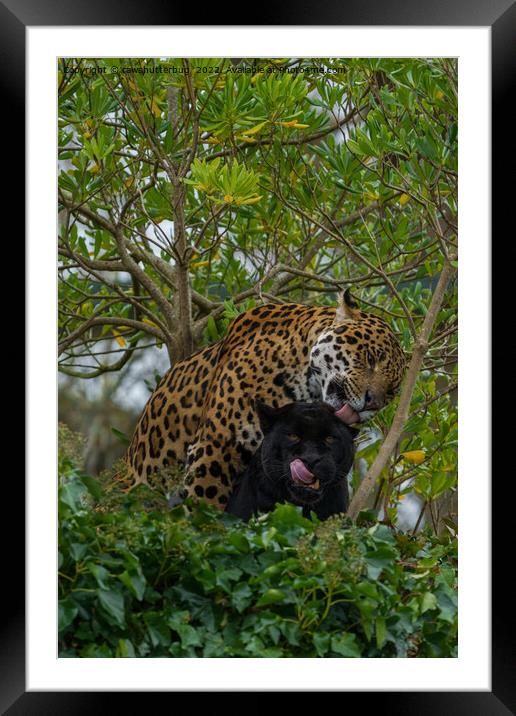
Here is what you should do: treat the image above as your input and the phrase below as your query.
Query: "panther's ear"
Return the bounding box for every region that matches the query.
[255,400,280,434]
[333,288,361,325]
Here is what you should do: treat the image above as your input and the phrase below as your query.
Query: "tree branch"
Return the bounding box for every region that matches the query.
[347,259,456,521]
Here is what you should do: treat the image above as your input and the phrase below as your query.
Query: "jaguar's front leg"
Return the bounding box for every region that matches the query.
[183,431,251,509]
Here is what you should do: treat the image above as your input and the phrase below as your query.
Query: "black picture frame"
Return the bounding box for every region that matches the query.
[8,0,511,712]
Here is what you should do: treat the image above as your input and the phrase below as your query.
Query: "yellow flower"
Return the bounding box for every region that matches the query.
[279,120,309,129]
[224,194,234,204]
[399,193,410,206]
[241,121,268,136]
[142,317,159,328]
[112,330,126,348]
[401,450,425,465]
[192,260,210,268]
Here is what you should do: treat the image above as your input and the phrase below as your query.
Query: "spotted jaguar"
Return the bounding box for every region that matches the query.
[125,290,406,508]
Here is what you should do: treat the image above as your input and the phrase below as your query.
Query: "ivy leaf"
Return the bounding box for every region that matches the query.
[331,633,361,657]
[119,570,147,601]
[313,632,330,656]
[58,598,78,632]
[376,617,387,649]
[98,589,125,628]
[421,592,437,614]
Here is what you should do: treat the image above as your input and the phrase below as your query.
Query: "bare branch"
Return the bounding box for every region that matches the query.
[347,259,456,521]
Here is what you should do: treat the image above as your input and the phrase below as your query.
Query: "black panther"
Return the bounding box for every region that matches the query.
[226,401,358,521]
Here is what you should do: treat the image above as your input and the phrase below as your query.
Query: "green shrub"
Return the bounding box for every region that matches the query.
[58,464,457,658]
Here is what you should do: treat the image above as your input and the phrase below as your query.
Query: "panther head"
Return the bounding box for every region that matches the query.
[255,400,358,507]
[310,289,406,424]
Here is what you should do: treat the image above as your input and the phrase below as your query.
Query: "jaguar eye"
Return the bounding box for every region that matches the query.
[287,434,300,443]
[324,436,335,445]
[367,351,375,367]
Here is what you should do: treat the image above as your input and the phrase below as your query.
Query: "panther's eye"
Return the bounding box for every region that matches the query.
[324,436,335,445]
[287,434,300,443]
[367,351,375,368]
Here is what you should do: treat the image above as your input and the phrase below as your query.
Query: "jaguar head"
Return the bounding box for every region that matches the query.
[310,290,406,424]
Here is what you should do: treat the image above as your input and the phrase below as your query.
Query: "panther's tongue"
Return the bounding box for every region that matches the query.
[290,458,315,485]
[335,403,360,425]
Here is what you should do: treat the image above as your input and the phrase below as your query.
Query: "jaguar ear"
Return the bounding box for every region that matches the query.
[333,288,361,325]
[255,400,280,434]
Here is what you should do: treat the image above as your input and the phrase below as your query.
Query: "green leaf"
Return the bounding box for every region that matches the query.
[364,545,398,579]
[255,589,286,607]
[215,567,243,592]
[313,632,331,656]
[69,542,88,561]
[206,315,220,342]
[375,617,387,649]
[230,582,253,613]
[115,639,136,657]
[87,563,111,589]
[80,643,113,658]
[97,589,125,627]
[58,598,78,632]
[111,427,129,446]
[80,475,103,500]
[119,570,147,601]
[175,623,202,649]
[435,583,457,623]
[228,532,250,552]
[421,591,437,614]
[59,479,87,513]
[331,633,361,657]
[346,138,362,155]
[146,614,172,648]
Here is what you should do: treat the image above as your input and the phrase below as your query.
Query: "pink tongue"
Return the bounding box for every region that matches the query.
[290,458,315,484]
[335,403,360,424]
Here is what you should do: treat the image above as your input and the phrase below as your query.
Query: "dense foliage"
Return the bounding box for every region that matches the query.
[59,446,457,658]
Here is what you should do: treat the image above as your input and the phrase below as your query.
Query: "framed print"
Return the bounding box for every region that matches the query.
[6,0,510,710]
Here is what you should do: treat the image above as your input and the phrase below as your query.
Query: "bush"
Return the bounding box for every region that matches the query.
[58,463,457,658]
